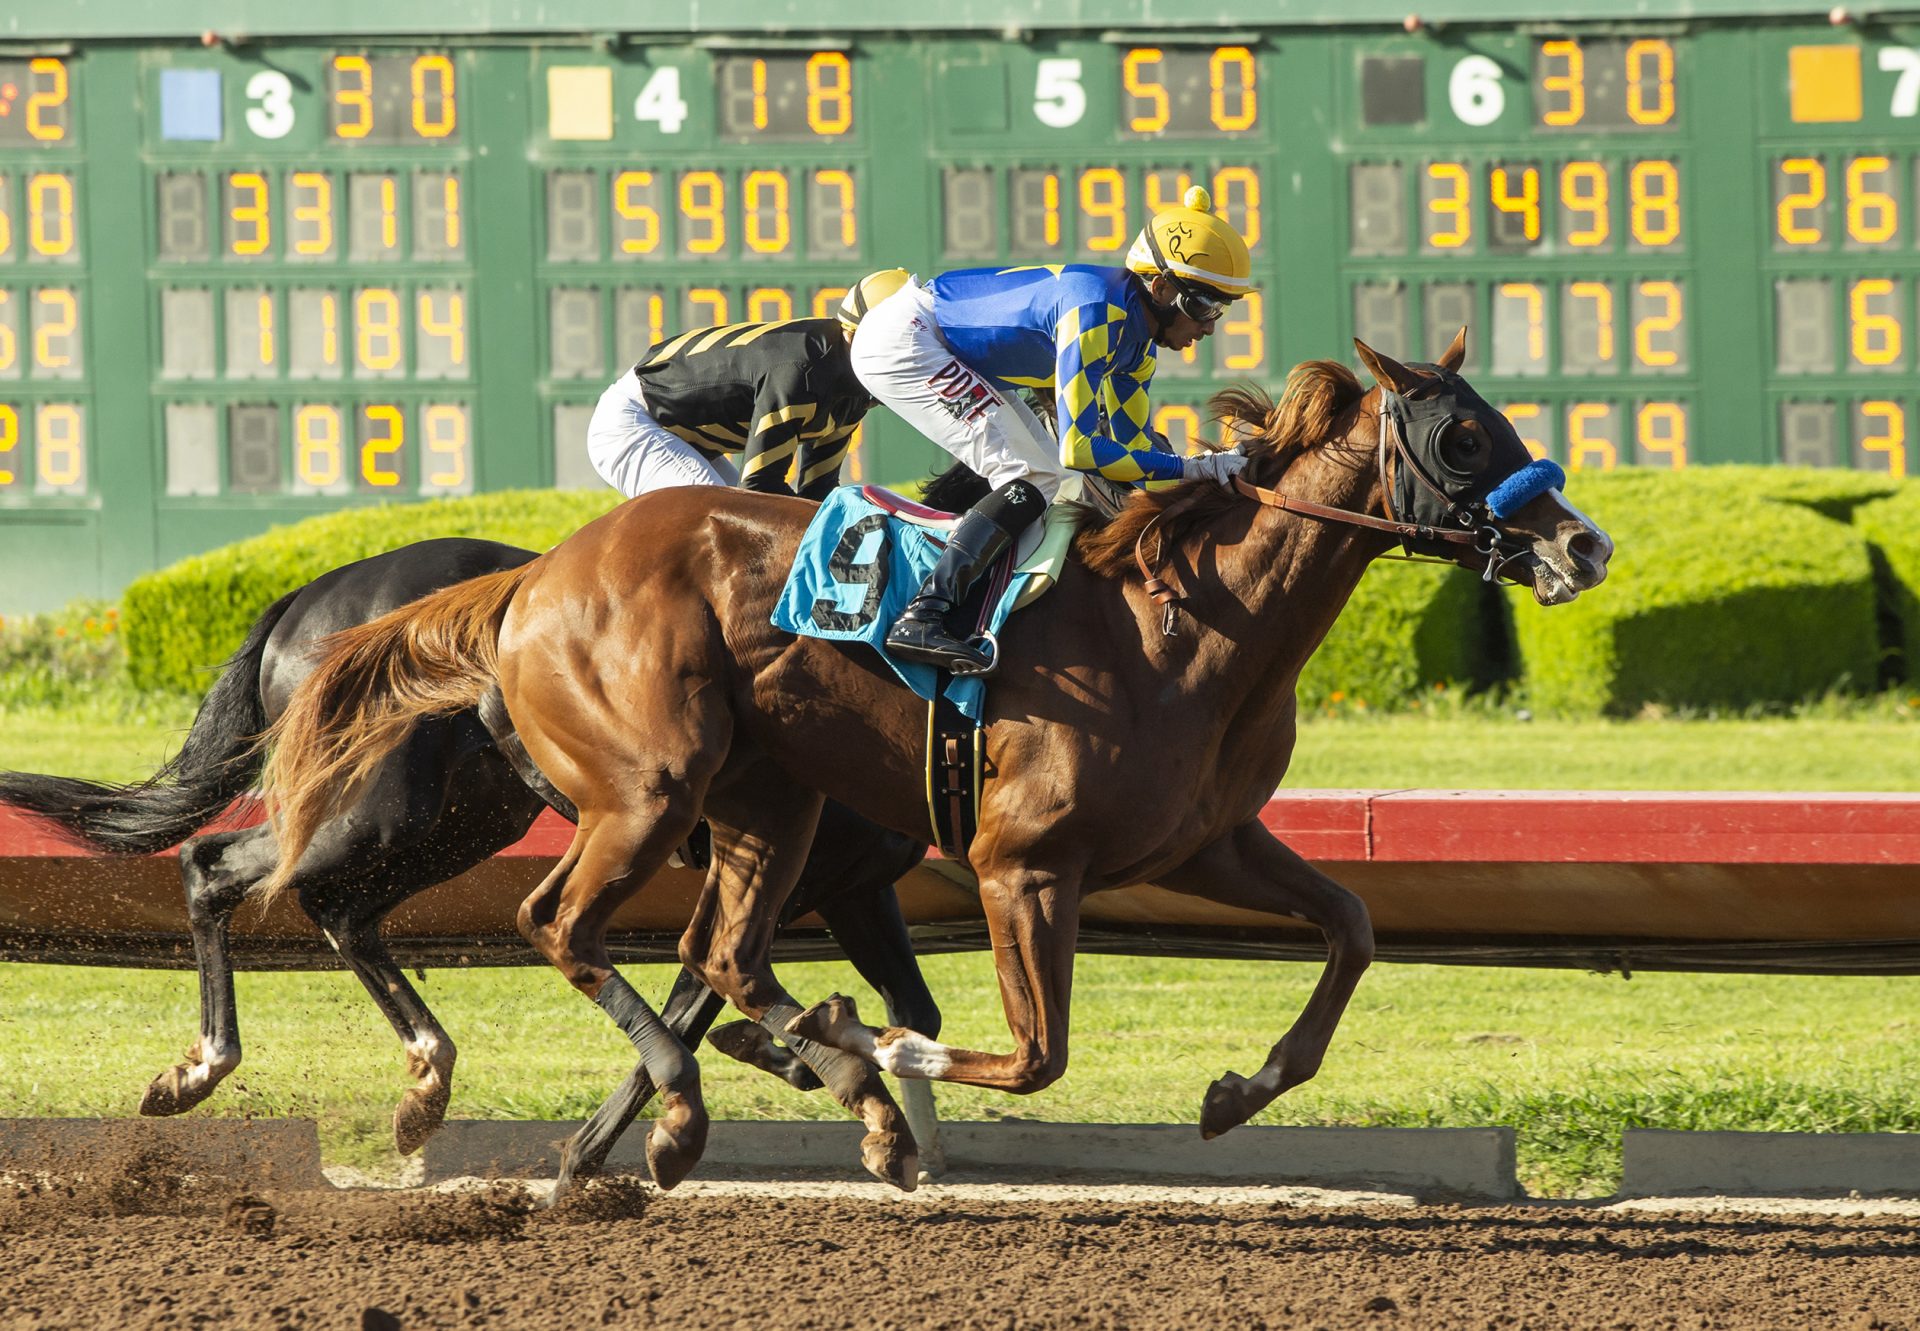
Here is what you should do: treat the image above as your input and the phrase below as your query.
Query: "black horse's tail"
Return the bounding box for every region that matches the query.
[0,589,299,855]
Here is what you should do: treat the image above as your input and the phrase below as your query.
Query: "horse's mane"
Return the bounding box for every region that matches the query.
[1075,359,1369,579]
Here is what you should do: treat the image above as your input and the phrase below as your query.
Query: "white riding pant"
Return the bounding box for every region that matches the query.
[848,279,1065,501]
[585,368,740,498]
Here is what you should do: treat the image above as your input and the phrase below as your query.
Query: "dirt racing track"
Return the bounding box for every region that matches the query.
[7,789,1920,1327]
[5,1128,1920,1331]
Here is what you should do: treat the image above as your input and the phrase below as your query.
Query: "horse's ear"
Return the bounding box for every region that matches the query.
[1438,326,1468,372]
[1353,338,1422,395]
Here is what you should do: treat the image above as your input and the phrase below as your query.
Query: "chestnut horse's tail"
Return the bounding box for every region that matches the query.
[256,562,536,902]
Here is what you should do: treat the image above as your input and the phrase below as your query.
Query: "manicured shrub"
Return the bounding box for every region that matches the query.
[1508,468,1880,715]
[1300,563,1495,709]
[1854,483,1920,683]
[123,490,619,693]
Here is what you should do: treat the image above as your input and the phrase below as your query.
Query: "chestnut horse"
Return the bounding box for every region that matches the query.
[257,337,1612,1192]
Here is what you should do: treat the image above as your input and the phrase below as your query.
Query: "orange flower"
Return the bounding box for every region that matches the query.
[54,626,67,638]
[84,618,96,631]
[1329,690,1347,703]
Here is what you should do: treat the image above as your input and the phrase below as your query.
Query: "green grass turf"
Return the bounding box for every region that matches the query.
[2,697,1917,1196]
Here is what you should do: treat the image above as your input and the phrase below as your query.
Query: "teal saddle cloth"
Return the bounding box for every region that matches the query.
[771,486,1038,724]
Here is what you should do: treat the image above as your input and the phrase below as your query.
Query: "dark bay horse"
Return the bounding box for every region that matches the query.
[0,537,938,1180]
[257,337,1613,1191]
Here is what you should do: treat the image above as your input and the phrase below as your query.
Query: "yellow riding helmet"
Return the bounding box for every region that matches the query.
[838,268,912,336]
[1124,185,1253,304]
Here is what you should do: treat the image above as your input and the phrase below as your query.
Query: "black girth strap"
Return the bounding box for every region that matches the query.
[925,691,983,861]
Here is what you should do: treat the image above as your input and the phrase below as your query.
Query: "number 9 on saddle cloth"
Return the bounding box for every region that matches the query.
[772,482,1079,723]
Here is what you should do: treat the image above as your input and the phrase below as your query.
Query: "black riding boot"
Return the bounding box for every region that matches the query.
[885,478,1046,674]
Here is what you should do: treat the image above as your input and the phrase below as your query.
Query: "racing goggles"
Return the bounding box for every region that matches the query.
[1169,281,1232,324]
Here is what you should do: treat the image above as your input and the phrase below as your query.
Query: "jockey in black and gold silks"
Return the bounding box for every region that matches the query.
[585,269,910,501]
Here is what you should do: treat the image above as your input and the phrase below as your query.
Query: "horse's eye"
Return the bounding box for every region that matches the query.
[1444,422,1489,469]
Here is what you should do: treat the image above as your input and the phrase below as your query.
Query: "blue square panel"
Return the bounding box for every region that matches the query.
[159,68,223,142]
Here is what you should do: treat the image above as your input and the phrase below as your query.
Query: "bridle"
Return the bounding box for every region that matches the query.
[1133,381,1565,634]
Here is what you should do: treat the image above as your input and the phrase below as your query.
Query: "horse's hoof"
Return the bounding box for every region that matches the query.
[707,1020,773,1063]
[785,992,862,1047]
[644,1094,709,1192]
[1199,1072,1255,1140]
[139,1064,212,1118]
[392,1085,450,1156]
[860,1130,918,1193]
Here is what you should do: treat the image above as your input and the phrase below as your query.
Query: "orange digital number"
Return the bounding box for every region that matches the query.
[1567,403,1617,471]
[1569,281,1616,362]
[0,404,16,484]
[1124,49,1169,133]
[422,404,468,490]
[291,172,333,257]
[1222,292,1265,370]
[615,171,661,255]
[748,287,794,321]
[1634,281,1683,368]
[355,287,404,372]
[1490,166,1541,242]
[1079,168,1127,253]
[1503,403,1549,460]
[743,170,791,254]
[1541,40,1585,127]
[296,405,344,488]
[687,288,729,326]
[1624,40,1675,126]
[1561,162,1609,247]
[805,52,853,136]
[27,172,75,258]
[1154,403,1205,454]
[814,169,857,249]
[1637,402,1688,467]
[1629,160,1680,248]
[33,288,76,370]
[811,287,848,320]
[417,290,466,368]
[1777,158,1825,246]
[1210,46,1257,131]
[332,56,374,139]
[361,404,404,486]
[680,171,727,254]
[1213,166,1260,250]
[1425,162,1471,248]
[37,404,83,488]
[411,54,457,139]
[1859,401,1907,477]
[1499,283,1547,363]
[1846,157,1898,245]
[26,58,68,143]
[227,172,271,257]
[1850,278,1902,367]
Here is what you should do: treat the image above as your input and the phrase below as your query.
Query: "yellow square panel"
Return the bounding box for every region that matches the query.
[1789,45,1863,124]
[548,66,614,141]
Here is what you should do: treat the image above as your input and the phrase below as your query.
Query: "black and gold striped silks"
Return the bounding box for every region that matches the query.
[629,317,873,501]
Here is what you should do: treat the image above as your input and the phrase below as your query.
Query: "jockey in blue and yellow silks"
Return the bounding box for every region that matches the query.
[848,185,1256,674]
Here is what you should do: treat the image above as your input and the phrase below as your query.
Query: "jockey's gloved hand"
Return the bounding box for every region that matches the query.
[1183,450,1249,487]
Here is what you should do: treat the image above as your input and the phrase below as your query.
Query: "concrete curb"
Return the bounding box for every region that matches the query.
[0,1117,328,1188]
[422,1120,1520,1199]
[1621,1129,1920,1198]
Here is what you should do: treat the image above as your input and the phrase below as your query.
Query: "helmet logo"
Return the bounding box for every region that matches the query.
[1162,221,1212,269]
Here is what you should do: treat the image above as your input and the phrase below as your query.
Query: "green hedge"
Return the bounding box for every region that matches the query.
[1508,468,1882,715]
[1855,484,1920,682]
[1298,563,1494,709]
[123,491,619,693]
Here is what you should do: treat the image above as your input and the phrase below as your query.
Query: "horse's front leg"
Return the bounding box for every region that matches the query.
[789,856,1085,1094]
[1157,819,1375,1138]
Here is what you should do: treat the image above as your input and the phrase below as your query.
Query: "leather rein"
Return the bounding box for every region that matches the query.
[1132,405,1507,634]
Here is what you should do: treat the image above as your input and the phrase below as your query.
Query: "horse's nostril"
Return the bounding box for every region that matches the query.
[1567,531,1608,568]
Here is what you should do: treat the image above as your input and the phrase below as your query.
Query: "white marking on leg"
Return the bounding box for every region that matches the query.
[873,1031,953,1079]
[836,1022,880,1061]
